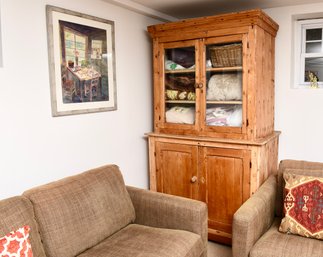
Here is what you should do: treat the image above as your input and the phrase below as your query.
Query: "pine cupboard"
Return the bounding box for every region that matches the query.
[146,9,280,244]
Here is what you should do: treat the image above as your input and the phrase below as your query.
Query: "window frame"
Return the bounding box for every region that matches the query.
[63,27,88,67]
[295,18,323,88]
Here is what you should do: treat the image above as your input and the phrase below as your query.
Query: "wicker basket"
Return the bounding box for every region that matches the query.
[209,43,242,68]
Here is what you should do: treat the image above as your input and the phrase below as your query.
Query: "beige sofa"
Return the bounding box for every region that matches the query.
[232,159,323,257]
[0,165,207,257]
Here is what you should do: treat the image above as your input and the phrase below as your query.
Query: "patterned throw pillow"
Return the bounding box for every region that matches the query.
[279,173,323,240]
[0,225,33,256]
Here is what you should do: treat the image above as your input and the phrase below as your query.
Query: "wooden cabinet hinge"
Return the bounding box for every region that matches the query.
[250,161,252,169]
[246,119,249,127]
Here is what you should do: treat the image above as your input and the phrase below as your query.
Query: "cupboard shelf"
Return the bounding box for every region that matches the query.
[165,69,195,74]
[165,66,242,74]
[206,100,242,105]
[165,100,242,104]
[206,66,243,72]
[165,100,196,104]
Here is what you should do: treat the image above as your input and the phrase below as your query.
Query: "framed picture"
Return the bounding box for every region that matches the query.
[0,3,3,67]
[46,5,117,116]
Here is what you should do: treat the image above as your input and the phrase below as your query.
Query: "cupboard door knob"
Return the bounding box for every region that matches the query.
[195,83,203,89]
[190,176,198,183]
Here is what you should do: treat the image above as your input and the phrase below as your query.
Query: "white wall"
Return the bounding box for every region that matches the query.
[2,0,323,200]
[0,0,161,199]
[264,3,323,163]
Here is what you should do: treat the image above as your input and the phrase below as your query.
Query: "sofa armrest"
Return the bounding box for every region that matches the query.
[232,175,277,257]
[126,186,208,249]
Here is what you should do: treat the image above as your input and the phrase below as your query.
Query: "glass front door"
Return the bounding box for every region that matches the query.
[164,46,196,125]
[204,42,243,128]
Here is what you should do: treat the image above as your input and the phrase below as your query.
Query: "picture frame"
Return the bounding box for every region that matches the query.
[46,5,117,116]
[0,3,3,67]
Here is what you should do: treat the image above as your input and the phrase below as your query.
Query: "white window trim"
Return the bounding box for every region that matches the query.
[294,18,323,89]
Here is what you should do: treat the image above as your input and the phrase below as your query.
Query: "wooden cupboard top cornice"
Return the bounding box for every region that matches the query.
[148,9,279,41]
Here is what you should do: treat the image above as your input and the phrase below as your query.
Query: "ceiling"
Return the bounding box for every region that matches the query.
[129,0,323,19]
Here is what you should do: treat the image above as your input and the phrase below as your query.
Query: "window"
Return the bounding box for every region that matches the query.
[64,28,87,67]
[295,18,323,88]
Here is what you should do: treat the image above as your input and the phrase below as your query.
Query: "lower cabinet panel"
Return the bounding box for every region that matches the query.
[200,147,250,244]
[148,134,279,244]
[155,142,199,199]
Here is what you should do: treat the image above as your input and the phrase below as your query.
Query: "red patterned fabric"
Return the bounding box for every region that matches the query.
[0,225,33,256]
[279,173,323,240]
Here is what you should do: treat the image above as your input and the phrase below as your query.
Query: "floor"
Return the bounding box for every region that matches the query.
[208,241,232,257]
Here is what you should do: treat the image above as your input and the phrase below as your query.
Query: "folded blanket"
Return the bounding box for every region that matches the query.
[206,106,242,127]
[206,73,242,101]
[166,106,195,124]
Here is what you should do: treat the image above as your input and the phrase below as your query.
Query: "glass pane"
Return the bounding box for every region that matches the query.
[306,28,322,41]
[65,48,75,57]
[206,43,242,68]
[75,35,86,45]
[64,31,74,41]
[164,47,196,125]
[206,104,242,127]
[205,42,243,127]
[205,71,242,127]
[306,42,321,53]
[65,40,75,48]
[77,50,86,58]
[165,47,195,70]
[304,57,323,83]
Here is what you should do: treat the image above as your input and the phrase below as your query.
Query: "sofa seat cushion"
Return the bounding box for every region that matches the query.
[23,165,135,257]
[0,196,46,257]
[77,224,204,257]
[250,218,323,257]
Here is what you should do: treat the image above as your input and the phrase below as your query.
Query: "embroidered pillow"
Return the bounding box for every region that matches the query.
[0,225,33,256]
[279,173,323,240]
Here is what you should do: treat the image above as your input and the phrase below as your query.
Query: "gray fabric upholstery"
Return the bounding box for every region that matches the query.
[250,218,323,257]
[232,159,323,257]
[232,175,277,257]
[127,186,208,257]
[77,224,204,257]
[23,165,136,257]
[0,164,208,257]
[0,196,46,257]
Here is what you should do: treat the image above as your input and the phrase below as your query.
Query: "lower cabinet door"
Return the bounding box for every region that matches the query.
[199,147,251,244]
[154,141,251,244]
[155,142,199,199]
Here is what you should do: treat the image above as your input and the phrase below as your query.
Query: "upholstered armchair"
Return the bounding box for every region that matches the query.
[232,159,323,257]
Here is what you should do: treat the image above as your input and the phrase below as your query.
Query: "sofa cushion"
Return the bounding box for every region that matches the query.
[77,224,204,257]
[250,218,323,257]
[23,165,135,257]
[0,225,33,256]
[279,173,323,240]
[0,196,46,257]
[276,160,323,217]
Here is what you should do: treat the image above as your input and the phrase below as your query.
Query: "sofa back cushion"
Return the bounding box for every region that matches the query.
[279,173,323,240]
[276,160,323,217]
[0,196,46,257]
[23,165,135,257]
